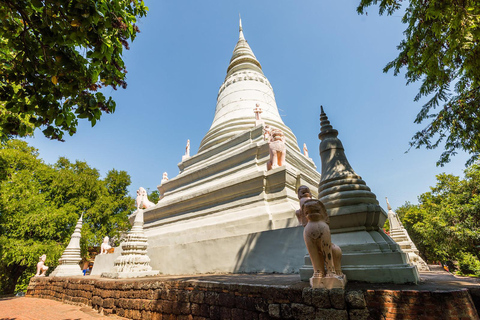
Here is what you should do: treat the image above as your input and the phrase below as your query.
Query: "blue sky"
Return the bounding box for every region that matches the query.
[25,1,469,211]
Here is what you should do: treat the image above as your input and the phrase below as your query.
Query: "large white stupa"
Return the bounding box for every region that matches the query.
[140,19,319,275]
[94,19,419,283]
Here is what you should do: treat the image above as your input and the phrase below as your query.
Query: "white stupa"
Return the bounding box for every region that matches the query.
[50,215,83,277]
[94,19,420,283]
[102,209,159,278]
[386,197,430,271]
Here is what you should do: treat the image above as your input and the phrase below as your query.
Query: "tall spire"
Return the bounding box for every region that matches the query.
[239,14,245,40]
[199,18,299,152]
[49,214,83,277]
[385,197,392,211]
[318,107,379,212]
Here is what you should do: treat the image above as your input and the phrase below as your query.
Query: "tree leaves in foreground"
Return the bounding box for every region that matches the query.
[396,163,480,276]
[0,0,148,141]
[357,0,480,166]
[0,140,134,294]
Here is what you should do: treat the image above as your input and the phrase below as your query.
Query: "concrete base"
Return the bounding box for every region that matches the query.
[310,274,347,289]
[49,264,83,277]
[90,248,123,276]
[101,270,160,279]
[300,230,420,284]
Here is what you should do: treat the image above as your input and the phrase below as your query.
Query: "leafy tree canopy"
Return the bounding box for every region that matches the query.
[0,139,134,294]
[396,162,480,275]
[0,0,147,141]
[357,0,480,166]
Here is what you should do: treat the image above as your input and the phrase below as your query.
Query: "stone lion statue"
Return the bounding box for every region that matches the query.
[100,236,112,254]
[295,192,343,276]
[267,128,286,170]
[136,187,155,210]
[35,254,48,277]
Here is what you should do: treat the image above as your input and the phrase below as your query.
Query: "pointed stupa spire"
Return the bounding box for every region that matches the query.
[318,107,358,183]
[239,14,245,40]
[385,197,392,211]
[317,107,379,214]
[199,18,299,152]
[49,214,83,277]
[226,17,263,77]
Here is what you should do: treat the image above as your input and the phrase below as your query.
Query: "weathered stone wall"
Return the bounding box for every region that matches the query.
[27,277,478,320]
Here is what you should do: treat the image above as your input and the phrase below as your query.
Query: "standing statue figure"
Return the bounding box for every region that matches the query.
[182,139,191,161]
[303,143,309,158]
[296,186,343,276]
[35,254,48,277]
[100,236,112,254]
[136,187,155,210]
[302,199,346,289]
[161,172,169,184]
[185,139,190,157]
[295,185,311,227]
[253,103,264,126]
[263,125,271,141]
[266,128,286,170]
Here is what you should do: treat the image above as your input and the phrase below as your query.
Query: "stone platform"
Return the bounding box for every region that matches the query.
[26,269,479,320]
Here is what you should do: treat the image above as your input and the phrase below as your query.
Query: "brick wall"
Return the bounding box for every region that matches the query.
[26,277,478,320]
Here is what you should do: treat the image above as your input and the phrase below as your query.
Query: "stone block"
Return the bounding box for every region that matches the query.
[254,297,269,313]
[219,292,236,308]
[286,288,303,304]
[345,290,366,309]
[243,310,260,320]
[348,309,369,320]
[209,305,221,320]
[205,291,220,305]
[268,304,280,318]
[329,288,345,309]
[220,306,232,319]
[232,308,245,320]
[190,290,205,304]
[280,303,293,319]
[302,287,312,305]
[191,303,209,317]
[290,303,315,320]
[312,288,330,308]
[315,309,348,320]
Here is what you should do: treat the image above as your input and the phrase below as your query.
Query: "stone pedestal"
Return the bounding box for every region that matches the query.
[50,215,83,277]
[102,209,159,279]
[310,273,347,289]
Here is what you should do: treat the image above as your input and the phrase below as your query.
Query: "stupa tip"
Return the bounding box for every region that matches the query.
[239,14,245,40]
[318,105,337,140]
[385,197,392,210]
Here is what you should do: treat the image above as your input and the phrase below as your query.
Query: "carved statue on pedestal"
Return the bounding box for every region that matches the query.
[267,128,286,170]
[302,198,346,289]
[35,254,48,277]
[100,236,112,254]
[161,172,169,184]
[303,143,309,158]
[136,187,155,210]
[296,186,344,277]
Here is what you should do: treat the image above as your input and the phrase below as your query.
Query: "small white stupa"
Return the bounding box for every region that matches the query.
[50,215,83,277]
[102,209,159,278]
[386,197,430,271]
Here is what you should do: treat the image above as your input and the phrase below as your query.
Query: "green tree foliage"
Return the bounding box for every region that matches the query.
[0,0,147,141]
[148,189,160,204]
[396,163,480,275]
[357,0,480,166]
[0,140,134,294]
